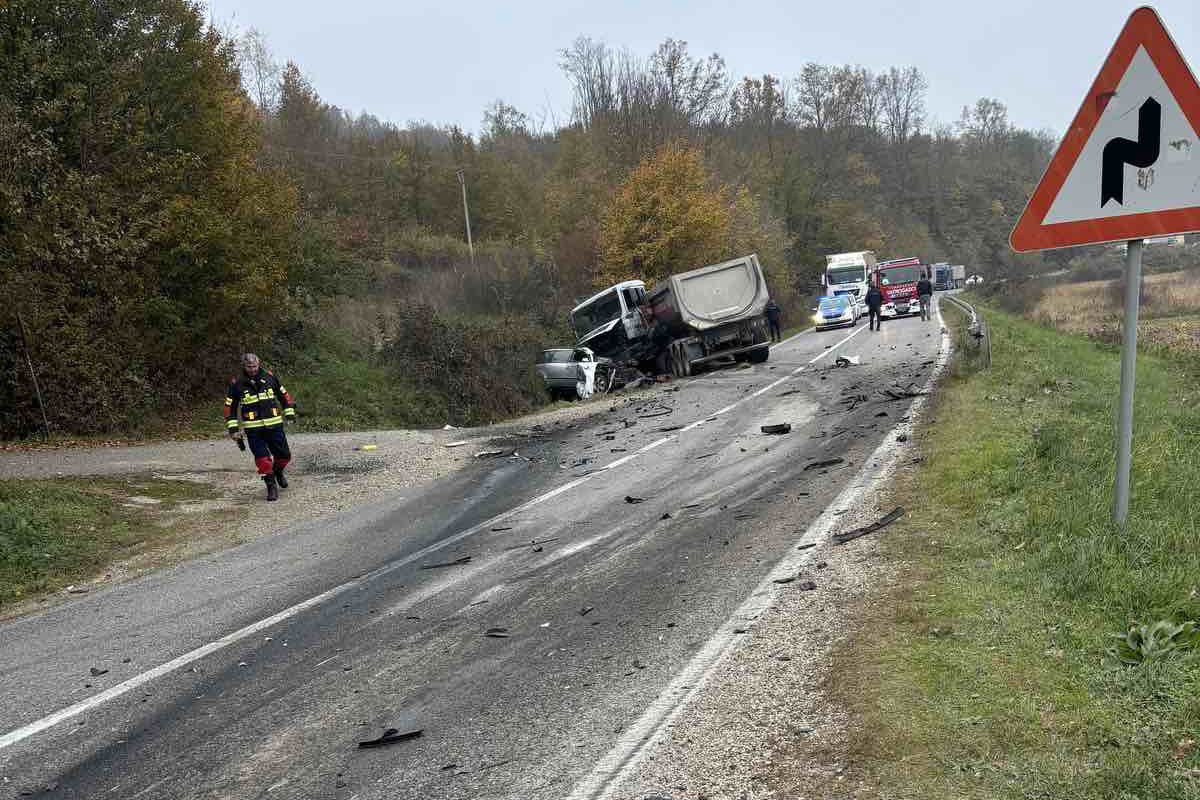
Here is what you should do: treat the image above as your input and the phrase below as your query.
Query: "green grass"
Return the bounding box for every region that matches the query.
[835,305,1200,799]
[0,477,217,608]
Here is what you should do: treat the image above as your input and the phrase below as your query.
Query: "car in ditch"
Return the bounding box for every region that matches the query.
[813,294,859,330]
[535,347,614,400]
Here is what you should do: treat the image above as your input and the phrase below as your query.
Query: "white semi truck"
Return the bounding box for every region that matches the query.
[822,251,877,316]
[570,254,772,376]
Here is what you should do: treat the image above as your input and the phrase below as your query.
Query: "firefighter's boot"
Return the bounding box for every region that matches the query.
[273,465,288,489]
[264,473,279,502]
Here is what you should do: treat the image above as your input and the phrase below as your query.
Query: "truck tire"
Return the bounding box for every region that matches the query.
[748,346,769,364]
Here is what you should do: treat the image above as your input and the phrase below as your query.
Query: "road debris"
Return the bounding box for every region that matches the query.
[353,444,378,452]
[65,584,89,594]
[660,512,672,520]
[834,355,861,367]
[760,423,791,435]
[89,667,108,677]
[803,457,844,471]
[443,441,470,448]
[657,425,684,432]
[474,449,506,458]
[833,507,905,545]
[502,537,559,551]
[420,556,472,570]
[357,728,424,749]
[637,410,673,419]
[490,526,512,532]
[695,452,717,460]
[776,389,802,397]
[484,627,510,638]
[797,580,818,591]
[625,495,645,504]
[796,542,817,551]
[580,606,594,616]
[773,576,796,584]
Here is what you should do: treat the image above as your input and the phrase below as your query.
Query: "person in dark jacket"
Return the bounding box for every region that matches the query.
[224,353,296,501]
[865,278,884,331]
[917,272,934,321]
[764,298,782,342]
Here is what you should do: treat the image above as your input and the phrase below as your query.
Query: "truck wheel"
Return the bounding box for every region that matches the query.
[748,346,769,364]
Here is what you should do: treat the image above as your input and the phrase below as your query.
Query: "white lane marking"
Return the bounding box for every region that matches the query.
[565,302,952,800]
[0,322,869,752]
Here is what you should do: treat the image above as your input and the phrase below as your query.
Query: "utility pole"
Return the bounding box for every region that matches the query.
[455,168,475,266]
[15,309,51,441]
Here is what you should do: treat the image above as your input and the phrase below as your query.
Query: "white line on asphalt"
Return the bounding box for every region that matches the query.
[564,299,951,800]
[0,322,869,753]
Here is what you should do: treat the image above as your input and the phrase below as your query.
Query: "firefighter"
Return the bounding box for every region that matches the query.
[224,353,296,501]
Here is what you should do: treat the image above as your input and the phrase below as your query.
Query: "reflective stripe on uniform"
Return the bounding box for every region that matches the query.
[283,408,296,417]
[242,416,285,429]
[226,419,239,429]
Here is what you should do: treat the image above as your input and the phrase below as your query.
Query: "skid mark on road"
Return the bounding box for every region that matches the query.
[0,323,869,753]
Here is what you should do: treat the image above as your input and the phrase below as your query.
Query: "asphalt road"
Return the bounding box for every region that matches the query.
[0,307,945,800]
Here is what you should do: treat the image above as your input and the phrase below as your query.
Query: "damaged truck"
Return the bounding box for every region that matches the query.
[570,253,772,378]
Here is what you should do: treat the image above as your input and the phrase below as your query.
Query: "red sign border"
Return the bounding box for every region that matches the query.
[1010,6,1200,252]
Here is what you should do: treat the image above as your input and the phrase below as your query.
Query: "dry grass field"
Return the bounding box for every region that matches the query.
[1031,269,1200,352]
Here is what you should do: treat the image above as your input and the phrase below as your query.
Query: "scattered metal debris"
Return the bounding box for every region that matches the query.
[502,537,559,551]
[444,441,470,448]
[420,556,472,570]
[803,458,844,471]
[833,507,904,545]
[89,667,107,677]
[484,627,510,638]
[357,728,423,749]
[580,606,594,616]
[474,449,506,458]
[625,495,645,504]
[695,452,717,460]
[834,355,861,367]
[796,542,817,551]
[761,423,792,435]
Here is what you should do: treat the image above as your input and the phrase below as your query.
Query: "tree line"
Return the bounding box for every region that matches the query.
[0,1,1062,437]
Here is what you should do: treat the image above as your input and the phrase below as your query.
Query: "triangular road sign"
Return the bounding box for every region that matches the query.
[1011,6,1200,252]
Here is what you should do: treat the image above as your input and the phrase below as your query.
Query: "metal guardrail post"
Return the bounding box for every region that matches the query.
[942,294,989,369]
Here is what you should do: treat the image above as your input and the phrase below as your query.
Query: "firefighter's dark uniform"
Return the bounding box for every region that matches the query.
[224,369,296,499]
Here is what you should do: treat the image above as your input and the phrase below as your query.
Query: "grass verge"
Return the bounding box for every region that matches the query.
[832,305,1200,799]
[0,477,218,609]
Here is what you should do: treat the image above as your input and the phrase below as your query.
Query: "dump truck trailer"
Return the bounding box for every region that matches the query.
[647,253,772,375]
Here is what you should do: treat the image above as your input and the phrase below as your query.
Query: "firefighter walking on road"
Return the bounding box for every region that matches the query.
[224,353,296,501]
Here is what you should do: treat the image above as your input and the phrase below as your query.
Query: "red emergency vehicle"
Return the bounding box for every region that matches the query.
[874,257,924,318]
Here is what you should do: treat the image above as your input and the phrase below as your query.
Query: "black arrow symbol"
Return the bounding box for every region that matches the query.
[1101,97,1161,206]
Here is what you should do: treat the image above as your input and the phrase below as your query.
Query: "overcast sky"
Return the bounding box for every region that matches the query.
[204,0,1200,138]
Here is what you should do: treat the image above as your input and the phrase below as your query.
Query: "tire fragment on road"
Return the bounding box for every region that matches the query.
[420,555,472,569]
[832,506,904,545]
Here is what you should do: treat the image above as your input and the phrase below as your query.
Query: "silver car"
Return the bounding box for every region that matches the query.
[536,347,614,400]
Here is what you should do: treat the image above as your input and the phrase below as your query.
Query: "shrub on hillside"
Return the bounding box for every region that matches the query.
[383,304,556,425]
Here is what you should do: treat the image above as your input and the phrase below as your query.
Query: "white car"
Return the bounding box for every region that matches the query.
[535,347,614,400]
[965,275,984,285]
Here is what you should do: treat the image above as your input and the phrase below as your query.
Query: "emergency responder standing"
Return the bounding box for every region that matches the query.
[917,271,934,322]
[224,353,296,501]
[764,297,782,343]
[865,276,884,332]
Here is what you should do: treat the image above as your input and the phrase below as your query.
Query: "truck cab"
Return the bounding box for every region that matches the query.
[570,280,649,361]
[823,251,876,317]
[874,257,924,317]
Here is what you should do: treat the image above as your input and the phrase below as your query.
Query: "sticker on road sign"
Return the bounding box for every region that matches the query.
[1011,6,1200,251]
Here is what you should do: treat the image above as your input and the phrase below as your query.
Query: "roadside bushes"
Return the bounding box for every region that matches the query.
[383,304,559,425]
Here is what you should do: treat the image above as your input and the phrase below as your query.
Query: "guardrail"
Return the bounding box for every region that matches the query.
[941,293,992,369]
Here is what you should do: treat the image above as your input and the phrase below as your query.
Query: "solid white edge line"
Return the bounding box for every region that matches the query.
[0,320,874,753]
[565,299,952,800]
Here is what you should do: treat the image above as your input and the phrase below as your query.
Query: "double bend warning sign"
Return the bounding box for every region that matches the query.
[1011,6,1200,252]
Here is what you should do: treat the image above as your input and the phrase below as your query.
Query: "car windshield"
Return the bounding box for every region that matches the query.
[540,350,574,364]
[828,267,864,285]
[879,266,918,285]
[819,296,850,312]
[571,291,621,338]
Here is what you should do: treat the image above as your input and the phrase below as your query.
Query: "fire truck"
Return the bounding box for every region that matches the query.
[874,257,925,318]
